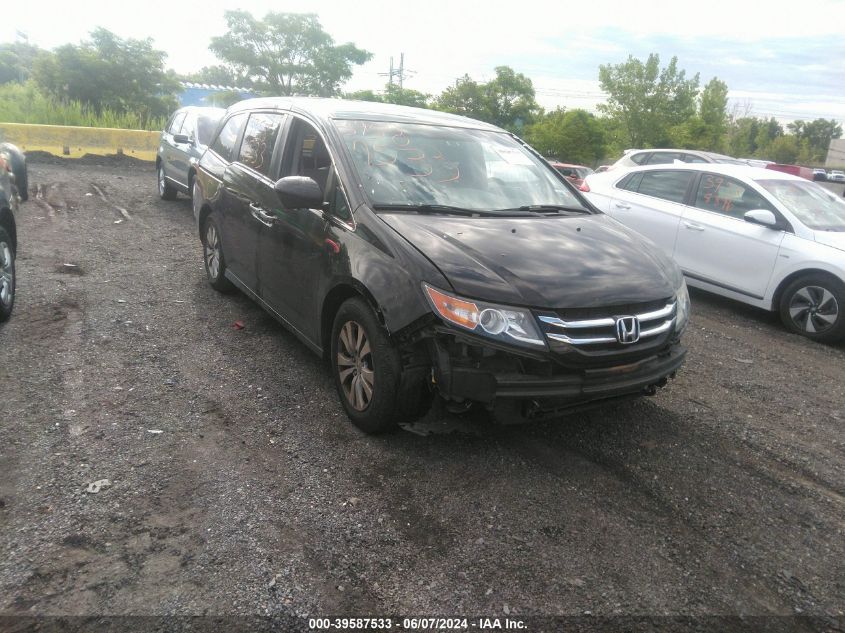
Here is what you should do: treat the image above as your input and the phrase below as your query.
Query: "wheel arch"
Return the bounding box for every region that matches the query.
[0,207,16,252]
[320,281,384,361]
[771,268,845,311]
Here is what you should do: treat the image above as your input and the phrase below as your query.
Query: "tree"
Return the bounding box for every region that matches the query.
[346,83,430,108]
[433,66,541,133]
[182,65,253,88]
[209,11,371,96]
[728,116,763,157]
[754,117,784,158]
[526,108,607,165]
[787,118,842,162]
[767,135,803,164]
[0,42,42,84]
[598,54,699,148]
[32,28,179,121]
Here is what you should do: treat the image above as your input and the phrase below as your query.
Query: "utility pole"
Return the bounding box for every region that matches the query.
[378,54,409,90]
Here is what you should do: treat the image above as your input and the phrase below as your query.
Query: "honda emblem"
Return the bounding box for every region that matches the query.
[615,316,640,344]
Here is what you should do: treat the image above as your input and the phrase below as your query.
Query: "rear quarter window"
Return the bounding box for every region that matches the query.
[636,170,694,204]
[210,113,248,163]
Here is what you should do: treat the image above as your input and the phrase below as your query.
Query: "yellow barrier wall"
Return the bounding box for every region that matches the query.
[0,122,159,161]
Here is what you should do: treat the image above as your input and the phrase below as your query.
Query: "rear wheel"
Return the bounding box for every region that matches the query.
[202,214,234,293]
[0,227,15,322]
[331,297,426,433]
[157,165,177,201]
[779,274,845,343]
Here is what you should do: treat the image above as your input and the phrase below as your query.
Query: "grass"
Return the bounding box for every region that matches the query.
[0,82,166,131]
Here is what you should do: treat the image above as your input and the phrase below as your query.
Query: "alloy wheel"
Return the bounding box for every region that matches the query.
[205,223,221,280]
[0,241,12,307]
[789,285,839,334]
[336,320,374,411]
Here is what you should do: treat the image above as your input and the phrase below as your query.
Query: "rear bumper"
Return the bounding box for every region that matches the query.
[434,341,686,407]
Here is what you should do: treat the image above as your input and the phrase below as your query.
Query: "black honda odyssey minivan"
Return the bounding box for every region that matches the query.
[193,98,689,433]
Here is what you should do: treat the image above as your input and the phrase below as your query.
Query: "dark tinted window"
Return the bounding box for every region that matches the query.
[683,154,708,163]
[636,170,694,203]
[197,113,223,146]
[629,152,649,165]
[167,112,186,134]
[694,173,774,218]
[329,170,352,223]
[646,152,684,165]
[181,111,197,138]
[281,118,333,193]
[210,113,247,162]
[617,172,643,192]
[238,112,285,177]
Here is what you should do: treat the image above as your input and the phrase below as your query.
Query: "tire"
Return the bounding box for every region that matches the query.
[0,227,15,322]
[157,164,177,201]
[202,214,234,293]
[331,297,422,433]
[779,274,845,343]
[1,143,26,201]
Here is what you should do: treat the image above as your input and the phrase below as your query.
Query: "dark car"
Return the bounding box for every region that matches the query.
[0,142,27,201]
[157,106,224,201]
[193,98,689,433]
[0,146,20,321]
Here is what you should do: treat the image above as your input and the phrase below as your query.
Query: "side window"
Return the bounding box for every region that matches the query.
[328,170,353,223]
[181,111,197,139]
[238,112,286,177]
[168,112,186,134]
[629,152,649,165]
[616,172,643,192]
[637,170,694,204]
[210,113,248,162]
[693,174,774,218]
[280,119,333,193]
[646,152,684,165]
[683,154,708,164]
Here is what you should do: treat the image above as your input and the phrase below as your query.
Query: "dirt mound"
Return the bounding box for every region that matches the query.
[25,151,153,167]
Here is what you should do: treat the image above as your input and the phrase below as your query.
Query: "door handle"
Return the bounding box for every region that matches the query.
[250,203,275,227]
[614,202,631,210]
[683,221,705,231]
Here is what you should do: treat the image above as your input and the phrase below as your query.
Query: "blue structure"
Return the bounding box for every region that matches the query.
[178,82,257,107]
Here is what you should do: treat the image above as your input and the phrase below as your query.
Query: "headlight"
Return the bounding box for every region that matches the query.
[423,284,545,348]
[675,279,690,335]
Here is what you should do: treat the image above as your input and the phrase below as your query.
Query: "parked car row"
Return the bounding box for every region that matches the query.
[156,99,845,433]
[159,98,690,433]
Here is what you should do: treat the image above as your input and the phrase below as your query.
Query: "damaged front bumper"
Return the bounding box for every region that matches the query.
[425,327,686,421]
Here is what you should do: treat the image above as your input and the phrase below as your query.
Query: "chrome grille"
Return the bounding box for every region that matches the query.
[539,301,676,347]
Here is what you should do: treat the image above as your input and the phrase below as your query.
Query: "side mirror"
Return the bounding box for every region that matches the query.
[274,176,324,209]
[173,133,192,145]
[744,209,778,228]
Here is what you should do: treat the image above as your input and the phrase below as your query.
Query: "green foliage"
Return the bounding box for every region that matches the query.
[0,42,42,84]
[787,118,842,162]
[32,28,179,120]
[346,84,430,108]
[209,11,371,96]
[433,66,541,133]
[182,64,254,88]
[767,135,804,164]
[598,54,699,148]
[525,108,607,165]
[0,81,165,130]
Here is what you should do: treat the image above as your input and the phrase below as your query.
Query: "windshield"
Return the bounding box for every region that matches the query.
[757,179,845,231]
[335,119,588,213]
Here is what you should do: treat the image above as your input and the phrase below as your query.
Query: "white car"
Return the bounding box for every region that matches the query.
[828,170,845,183]
[584,163,845,342]
[610,148,747,171]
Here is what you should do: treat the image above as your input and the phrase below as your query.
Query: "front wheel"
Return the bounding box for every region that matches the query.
[331,297,426,433]
[157,165,177,201]
[0,227,16,322]
[779,274,845,343]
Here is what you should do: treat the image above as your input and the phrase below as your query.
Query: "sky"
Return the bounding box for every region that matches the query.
[1,0,843,125]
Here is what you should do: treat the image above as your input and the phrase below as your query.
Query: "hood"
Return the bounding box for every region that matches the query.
[814,231,845,253]
[379,212,679,308]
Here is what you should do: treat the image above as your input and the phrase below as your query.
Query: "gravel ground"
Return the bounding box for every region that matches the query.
[0,161,843,631]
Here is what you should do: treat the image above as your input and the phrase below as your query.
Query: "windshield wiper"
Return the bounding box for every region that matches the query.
[494,204,591,215]
[373,203,491,216]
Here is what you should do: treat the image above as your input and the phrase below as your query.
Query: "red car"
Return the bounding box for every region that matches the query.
[548,161,593,190]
